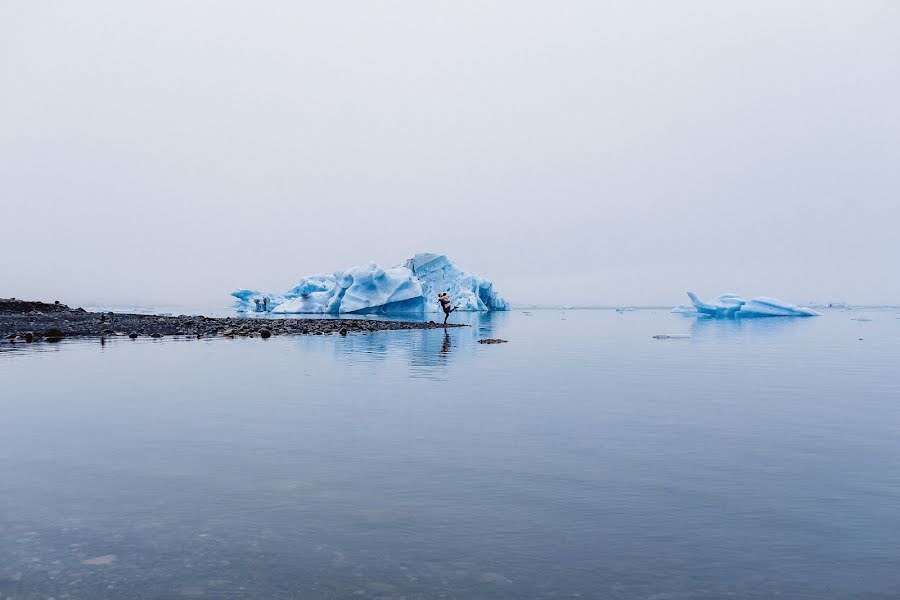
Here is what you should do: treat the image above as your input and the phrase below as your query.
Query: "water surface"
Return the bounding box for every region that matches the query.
[2,309,899,599]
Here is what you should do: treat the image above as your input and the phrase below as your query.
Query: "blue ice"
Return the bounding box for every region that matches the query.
[677,292,821,318]
[232,253,508,315]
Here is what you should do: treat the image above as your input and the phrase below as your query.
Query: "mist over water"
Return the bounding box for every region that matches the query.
[2,2,899,307]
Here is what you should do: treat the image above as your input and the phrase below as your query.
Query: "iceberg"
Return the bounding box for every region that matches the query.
[404,253,509,313]
[232,253,508,315]
[684,292,821,318]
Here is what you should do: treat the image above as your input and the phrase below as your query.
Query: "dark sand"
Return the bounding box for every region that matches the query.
[0,299,462,344]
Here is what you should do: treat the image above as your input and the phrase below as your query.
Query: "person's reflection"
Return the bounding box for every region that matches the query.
[440,330,451,354]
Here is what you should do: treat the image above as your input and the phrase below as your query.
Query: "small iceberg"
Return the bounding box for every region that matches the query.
[681,292,821,318]
[233,253,508,315]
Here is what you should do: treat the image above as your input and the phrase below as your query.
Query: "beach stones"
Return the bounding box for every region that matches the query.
[478,338,508,344]
[259,329,272,339]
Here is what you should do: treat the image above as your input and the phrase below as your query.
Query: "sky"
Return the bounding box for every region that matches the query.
[1,1,898,307]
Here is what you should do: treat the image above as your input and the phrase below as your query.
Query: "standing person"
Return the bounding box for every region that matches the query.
[438,292,459,326]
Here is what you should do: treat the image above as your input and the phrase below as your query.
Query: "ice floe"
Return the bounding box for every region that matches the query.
[679,292,821,318]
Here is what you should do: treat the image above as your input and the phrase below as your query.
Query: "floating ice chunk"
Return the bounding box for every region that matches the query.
[686,292,820,318]
[670,304,696,314]
[737,297,821,318]
[233,253,507,314]
[652,334,691,339]
[687,292,746,318]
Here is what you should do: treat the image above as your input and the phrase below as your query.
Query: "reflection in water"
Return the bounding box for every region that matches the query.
[688,313,808,341]
[441,330,451,354]
[318,311,513,378]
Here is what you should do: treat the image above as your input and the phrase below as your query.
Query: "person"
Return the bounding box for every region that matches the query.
[254,298,262,312]
[438,292,459,325]
[263,297,268,312]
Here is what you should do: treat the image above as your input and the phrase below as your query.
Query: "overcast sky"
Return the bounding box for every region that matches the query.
[1,1,898,307]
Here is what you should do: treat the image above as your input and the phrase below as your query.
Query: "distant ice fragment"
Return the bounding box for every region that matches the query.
[233,253,507,315]
[671,304,697,315]
[686,292,820,318]
[652,334,691,339]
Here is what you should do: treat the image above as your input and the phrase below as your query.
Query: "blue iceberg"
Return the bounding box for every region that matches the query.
[681,292,821,318]
[404,253,509,313]
[232,253,508,315]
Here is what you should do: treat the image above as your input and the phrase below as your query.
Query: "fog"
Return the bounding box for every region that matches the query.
[2,1,898,307]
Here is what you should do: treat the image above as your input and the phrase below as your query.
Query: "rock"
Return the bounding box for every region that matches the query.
[103,328,114,335]
[24,332,34,343]
[150,333,163,338]
[222,328,234,336]
[478,338,508,344]
[45,328,64,340]
[129,332,139,339]
[339,328,348,336]
[259,329,272,339]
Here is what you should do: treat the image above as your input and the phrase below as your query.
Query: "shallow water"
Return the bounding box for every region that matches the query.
[2,308,899,599]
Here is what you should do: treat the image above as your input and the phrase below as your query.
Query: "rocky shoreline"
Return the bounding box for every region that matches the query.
[0,298,463,345]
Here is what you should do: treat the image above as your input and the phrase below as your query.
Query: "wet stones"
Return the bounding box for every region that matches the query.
[478,338,508,344]
[2,300,467,344]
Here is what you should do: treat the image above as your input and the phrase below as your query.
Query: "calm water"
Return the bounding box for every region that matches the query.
[2,309,899,599]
